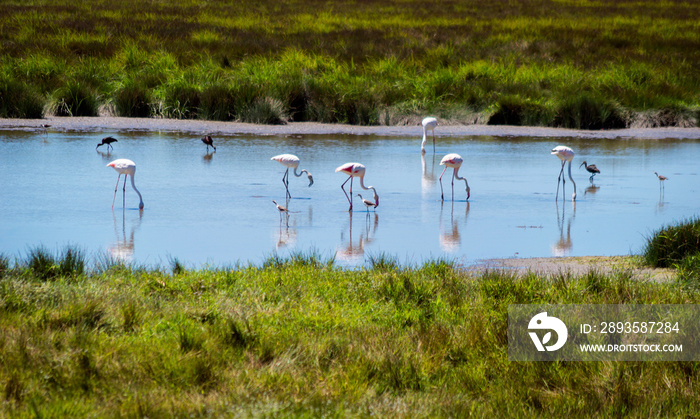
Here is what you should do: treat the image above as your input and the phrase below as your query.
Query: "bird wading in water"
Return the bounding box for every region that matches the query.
[107,159,144,210]
[579,161,600,182]
[421,117,438,154]
[271,154,314,199]
[439,153,470,201]
[335,162,378,212]
[551,145,577,201]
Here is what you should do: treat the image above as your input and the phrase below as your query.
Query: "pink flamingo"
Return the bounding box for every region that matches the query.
[107,159,144,210]
[551,145,577,201]
[335,162,379,212]
[271,154,314,198]
[439,153,470,201]
[421,116,438,154]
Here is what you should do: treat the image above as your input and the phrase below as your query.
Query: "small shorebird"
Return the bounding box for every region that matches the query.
[272,200,288,214]
[357,194,378,212]
[201,135,216,152]
[579,161,600,182]
[654,172,668,191]
[97,136,118,151]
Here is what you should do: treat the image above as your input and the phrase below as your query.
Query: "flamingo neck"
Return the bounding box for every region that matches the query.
[454,167,471,196]
[421,129,427,152]
[358,176,379,205]
[130,175,144,209]
[293,167,308,177]
[567,161,577,200]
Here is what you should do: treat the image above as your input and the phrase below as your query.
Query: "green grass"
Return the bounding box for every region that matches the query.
[0,0,698,126]
[0,246,699,416]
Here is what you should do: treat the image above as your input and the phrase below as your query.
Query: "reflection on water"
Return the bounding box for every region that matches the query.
[1,129,699,267]
[109,209,143,261]
[202,151,215,164]
[96,149,113,162]
[584,184,600,196]
[439,201,470,252]
[337,212,379,262]
[552,202,575,257]
[421,154,438,195]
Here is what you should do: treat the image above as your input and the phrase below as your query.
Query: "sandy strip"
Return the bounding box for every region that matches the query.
[2,116,700,139]
[467,256,676,281]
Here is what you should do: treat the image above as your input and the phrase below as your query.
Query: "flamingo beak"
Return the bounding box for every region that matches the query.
[375,196,379,207]
[466,187,471,200]
[139,203,144,210]
[307,174,314,187]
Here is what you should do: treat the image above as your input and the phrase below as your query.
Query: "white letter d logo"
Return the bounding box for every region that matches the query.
[528,312,568,352]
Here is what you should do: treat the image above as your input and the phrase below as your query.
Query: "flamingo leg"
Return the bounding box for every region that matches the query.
[341,175,353,211]
[438,166,448,201]
[123,175,128,209]
[112,174,122,209]
[282,168,290,199]
[432,132,436,153]
[451,170,456,201]
[555,161,565,201]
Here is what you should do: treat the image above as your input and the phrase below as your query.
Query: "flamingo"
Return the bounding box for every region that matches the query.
[107,159,144,210]
[654,171,668,192]
[439,153,470,201]
[271,154,314,199]
[551,145,576,201]
[357,194,378,212]
[579,161,600,182]
[421,117,438,154]
[335,162,378,212]
[96,136,118,151]
[201,135,216,152]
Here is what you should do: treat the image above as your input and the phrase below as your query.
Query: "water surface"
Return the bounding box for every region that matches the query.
[1,129,698,267]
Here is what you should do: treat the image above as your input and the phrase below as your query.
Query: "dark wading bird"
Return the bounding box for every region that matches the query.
[96,136,118,151]
[579,161,600,182]
[271,154,314,199]
[551,145,577,201]
[438,153,470,201]
[654,171,668,191]
[201,135,216,152]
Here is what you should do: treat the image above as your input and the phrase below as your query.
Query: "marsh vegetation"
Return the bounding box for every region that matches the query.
[0,0,698,127]
[1,237,699,416]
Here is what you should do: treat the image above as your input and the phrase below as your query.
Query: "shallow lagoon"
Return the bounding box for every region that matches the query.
[0,127,698,267]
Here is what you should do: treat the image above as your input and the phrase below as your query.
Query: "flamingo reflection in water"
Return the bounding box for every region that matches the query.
[336,212,379,262]
[421,154,438,196]
[439,201,470,252]
[552,201,576,257]
[108,208,143,262]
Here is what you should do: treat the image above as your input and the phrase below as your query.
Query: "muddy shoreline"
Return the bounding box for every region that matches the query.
[2,116,700,139]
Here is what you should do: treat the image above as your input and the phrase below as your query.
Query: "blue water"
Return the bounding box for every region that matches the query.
[1,129,698,267]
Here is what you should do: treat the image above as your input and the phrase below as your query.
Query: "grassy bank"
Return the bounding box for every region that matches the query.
[1,248,699,416]
[0,0,698,127]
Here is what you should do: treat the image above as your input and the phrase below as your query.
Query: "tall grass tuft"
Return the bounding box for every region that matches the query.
[161,81,200,119]
[0,76,44,118]
[199,84,235,121]
[554,93,627,129]
[112,80,152,117]
[48,80,99,117]
[240,97,289,125]
[26,245,85,281]
[0,253,9,278]
[643,218,700,268]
